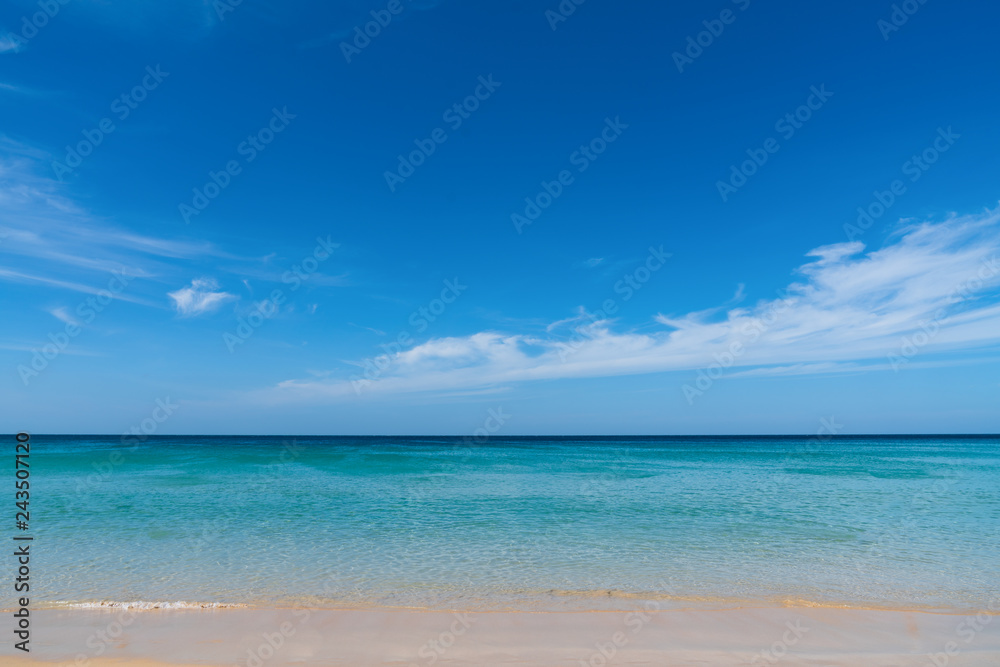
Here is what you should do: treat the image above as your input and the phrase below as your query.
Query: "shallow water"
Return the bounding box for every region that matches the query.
[21,435,1000,612]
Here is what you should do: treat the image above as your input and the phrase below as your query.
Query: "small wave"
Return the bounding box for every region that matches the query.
[49,600,249,610]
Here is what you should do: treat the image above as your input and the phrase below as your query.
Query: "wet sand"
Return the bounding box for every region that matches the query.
[2,606,999,666]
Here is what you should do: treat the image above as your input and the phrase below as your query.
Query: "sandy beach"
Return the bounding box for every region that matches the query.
[2,605,999,666]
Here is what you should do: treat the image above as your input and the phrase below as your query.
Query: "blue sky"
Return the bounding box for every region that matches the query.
[2,0,999,435]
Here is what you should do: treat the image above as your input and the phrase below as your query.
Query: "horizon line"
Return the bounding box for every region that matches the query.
[17,433,1000,438]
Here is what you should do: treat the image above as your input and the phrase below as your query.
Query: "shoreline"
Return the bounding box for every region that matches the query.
[3,605,999,666]
[13,596,1000,615]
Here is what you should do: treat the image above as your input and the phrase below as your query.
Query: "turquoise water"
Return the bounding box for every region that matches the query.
[20,435,1000,612]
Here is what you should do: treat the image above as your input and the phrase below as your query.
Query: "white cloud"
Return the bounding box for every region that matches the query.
[0,267,157,306]
[545,306,592,333]
[274,207,1000,400]
[0,37,21,55]
[168,278,235,317]
[48,306,80,326]
[0,141,222,286]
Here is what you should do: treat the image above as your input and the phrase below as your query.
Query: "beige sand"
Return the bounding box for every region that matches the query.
[2,606,999,666]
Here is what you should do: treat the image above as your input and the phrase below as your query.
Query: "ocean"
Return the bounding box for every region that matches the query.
[23,435,1000,613]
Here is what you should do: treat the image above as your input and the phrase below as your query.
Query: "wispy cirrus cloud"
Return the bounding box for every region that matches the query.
[168,278,235,317]
[272,206,1000,401]
[0,81,52,96]
[0,36,21,55]
[0,267,157,306]
[0,135,348,353]
[299,0,450,50]
[0,136,233,288]
[48,306,80,326]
